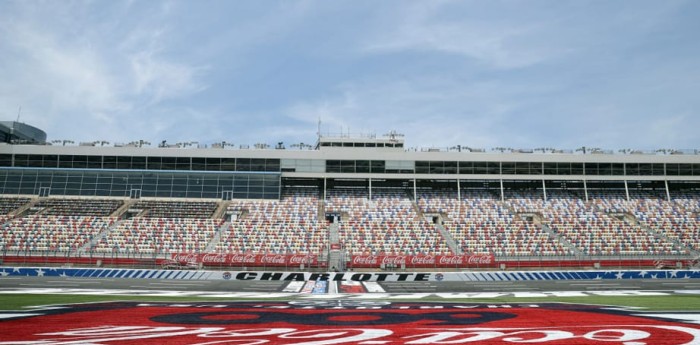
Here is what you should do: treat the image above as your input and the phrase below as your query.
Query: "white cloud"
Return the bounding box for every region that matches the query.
[282,77,535,149]
[0,1,209,142]
[361,1,568,69]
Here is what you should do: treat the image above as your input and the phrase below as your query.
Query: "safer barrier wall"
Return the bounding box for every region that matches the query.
[2,267,700,282]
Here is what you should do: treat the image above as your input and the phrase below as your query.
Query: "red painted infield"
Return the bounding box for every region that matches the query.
[1,301,699,344]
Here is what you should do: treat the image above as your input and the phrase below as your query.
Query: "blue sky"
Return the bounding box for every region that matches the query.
[0,0,698,150]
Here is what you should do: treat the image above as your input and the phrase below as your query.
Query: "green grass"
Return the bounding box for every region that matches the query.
[2,293,699,311]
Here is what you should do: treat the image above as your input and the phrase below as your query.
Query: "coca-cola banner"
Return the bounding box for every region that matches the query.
[349,254,495,268]
[170,253,320,268]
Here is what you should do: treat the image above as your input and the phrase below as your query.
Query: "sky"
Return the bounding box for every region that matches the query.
[0,0,698,151]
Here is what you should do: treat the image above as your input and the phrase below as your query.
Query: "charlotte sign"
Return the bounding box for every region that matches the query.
[171,253,320,267]
[350,254,495,268]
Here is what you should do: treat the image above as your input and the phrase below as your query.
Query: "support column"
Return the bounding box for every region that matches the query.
[369,178,372,200]
[665,180,671,202]
[583,179,588,202]
[542,179,547,202]
[457,179,461,200]
[413,178,417,200]
[624,180,630,201]
[499,179,505,202]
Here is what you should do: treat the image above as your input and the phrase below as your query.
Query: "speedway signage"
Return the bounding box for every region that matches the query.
[171,253,320,267]
[227,271,432,282]
[349,253,495,268]
[171,253,494,268]
[1,301,699,344]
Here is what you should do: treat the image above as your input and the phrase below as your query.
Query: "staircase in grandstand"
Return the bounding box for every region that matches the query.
[623,215,697,256]
[77,219,125,254]
[204,222,230,252]
[541,224,584,256]
[431,218,462,255]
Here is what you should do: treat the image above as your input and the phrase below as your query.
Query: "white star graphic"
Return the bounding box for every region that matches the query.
[12,267,21,273]
[0,270,9,277]
[35,269,45,277]
[670,271,678,278]
[594,275,602,280]
[638,271,649,278]
[615,272,625,279]
[59,272,68,278]
[651,274,658,279]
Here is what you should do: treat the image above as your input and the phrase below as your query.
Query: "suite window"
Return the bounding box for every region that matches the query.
[0,154,11,167]
[430,161,444,174]
[626,163,639,176]
[250,159,266,172]
[444,161,458,174]
[132,157,147,170]
[72,156,88,169]
[370,160,385,173]
[265,159,280,172]
[694,164,700,176]
[341,160,355,173]
[57,155,73,168]
[611,163,624,175]
[236,158,251,171]
[205,158,221,171]
[473,162,489,174]
[192,157,206,171]
[25,155,42,168]
[85,156,101,169]
[218,158,233,171]
[544,162,557,175]
[571,163,584,175]
[356,160,370,173]
[175,157,191,170]
[326,160,341,173]
[501,162,516,174]
[147,157,162,170]
[103,156,117,169]
[415,161,430,174]
[459,161,474,174]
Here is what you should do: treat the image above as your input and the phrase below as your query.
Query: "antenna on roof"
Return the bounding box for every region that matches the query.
[16,106,21,122]
[384,130,404,141]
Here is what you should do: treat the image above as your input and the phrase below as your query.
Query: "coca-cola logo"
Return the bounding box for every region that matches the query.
[229,253,257,264]
[467,254,494,265]
[438,255,464,265]
[382,256,407,265]
[352,255,378,265]
[260,254,287,264]
[289,254,315,264]
[411,255,436,265]
[2,302,699,344]
[200,253,226,263]
[171,253,198,263]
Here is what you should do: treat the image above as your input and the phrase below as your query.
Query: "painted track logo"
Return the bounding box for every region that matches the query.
[1,301,700,344]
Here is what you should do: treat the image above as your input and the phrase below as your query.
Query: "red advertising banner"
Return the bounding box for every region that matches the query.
[170,253,321,267]
[349,254,495,268]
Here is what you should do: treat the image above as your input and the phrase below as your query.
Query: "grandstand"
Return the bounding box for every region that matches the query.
[1,127,699,270]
